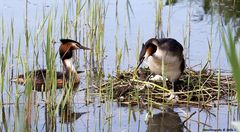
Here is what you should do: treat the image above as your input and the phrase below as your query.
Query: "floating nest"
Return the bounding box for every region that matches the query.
[97,67,236,108]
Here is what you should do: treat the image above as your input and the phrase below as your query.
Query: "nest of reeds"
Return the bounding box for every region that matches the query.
[97,67,236,108]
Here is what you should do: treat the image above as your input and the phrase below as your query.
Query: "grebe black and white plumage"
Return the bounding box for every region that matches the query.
[137,38,185,99]
[13,39,91,90]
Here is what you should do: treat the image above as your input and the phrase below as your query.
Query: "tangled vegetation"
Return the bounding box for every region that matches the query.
[98,67,235,108]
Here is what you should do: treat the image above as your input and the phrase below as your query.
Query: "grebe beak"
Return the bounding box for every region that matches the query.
[76,43,91,50]
[136,57,144,70]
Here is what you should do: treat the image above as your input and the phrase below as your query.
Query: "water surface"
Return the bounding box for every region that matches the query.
[0,0,239,131]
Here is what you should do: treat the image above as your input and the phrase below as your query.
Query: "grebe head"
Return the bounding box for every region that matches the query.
[137,38,157,69]
[59,39,91,60]
[59,39,91,74]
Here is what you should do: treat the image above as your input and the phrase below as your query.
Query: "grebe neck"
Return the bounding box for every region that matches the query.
[62,58,80,83]
[63,59,77,75]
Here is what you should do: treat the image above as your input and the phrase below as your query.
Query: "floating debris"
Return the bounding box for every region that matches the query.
[97,67,236,108]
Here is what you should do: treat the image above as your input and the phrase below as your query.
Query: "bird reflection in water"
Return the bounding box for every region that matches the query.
[58,83,88,124]
[146,108,183,132]
[58,102,88,123]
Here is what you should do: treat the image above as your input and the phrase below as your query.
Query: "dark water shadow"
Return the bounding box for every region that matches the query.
[41,84,88,131]
[146,108,183,132]
[58,102,88,124]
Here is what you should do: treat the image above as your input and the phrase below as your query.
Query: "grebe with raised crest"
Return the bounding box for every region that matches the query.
[13,39,91,90]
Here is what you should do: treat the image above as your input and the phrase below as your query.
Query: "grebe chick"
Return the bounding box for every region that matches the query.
[13,39,91,90]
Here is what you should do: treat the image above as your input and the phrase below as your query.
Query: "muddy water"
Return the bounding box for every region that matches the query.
[0,0,239,131]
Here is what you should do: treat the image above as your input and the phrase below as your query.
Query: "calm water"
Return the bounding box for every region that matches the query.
[0,0,239,131]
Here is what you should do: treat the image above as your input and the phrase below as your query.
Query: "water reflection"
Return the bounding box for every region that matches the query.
[146,108,183,132]
[58,83,86,124]
[58,102,87,124]
[203,0,240,41]
[165,0,177,5]
[23,82,85,131]
[1,0,240,131]
[1,97,8,132]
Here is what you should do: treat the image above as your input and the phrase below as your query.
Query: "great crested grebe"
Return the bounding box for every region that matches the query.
[14,39,91,90]
[137,38,185,94]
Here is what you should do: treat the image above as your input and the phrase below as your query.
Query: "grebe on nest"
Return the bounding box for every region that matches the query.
[137,38,185,100]
[13,39,91,90]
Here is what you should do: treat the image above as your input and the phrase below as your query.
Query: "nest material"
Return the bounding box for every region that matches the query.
[98,67,236,108]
